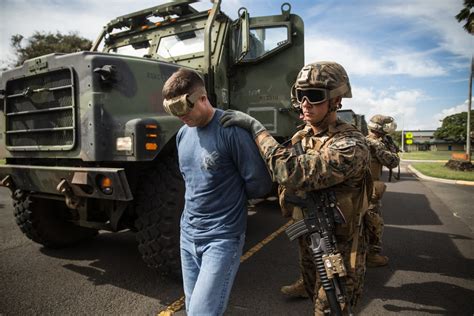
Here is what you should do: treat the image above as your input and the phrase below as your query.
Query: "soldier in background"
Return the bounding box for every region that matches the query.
[220,61,371,315]
[365,115,400,267]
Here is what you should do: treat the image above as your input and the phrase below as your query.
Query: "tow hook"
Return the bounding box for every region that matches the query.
[0,175,16,194]
[56,179,83,209]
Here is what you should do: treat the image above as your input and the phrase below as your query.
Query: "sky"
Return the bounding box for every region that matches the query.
[0,0,473,130]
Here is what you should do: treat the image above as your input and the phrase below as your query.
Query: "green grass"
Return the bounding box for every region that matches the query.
[411,162,474,181]
[400,151,472,161]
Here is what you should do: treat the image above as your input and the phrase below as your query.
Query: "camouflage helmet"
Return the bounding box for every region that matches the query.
[368,114,397,134]
[292,61,352,99]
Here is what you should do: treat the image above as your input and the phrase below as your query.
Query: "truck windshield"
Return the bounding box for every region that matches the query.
[108,40,151,57]
[233,25,289,62]
[157,29,205,59]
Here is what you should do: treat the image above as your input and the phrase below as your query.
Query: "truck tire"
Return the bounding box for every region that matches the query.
[13,193,98,248]
[134,159,185,275]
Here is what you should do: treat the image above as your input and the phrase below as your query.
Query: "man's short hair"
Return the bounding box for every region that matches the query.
[162,68,206,100]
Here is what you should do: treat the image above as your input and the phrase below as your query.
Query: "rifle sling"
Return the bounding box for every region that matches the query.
[350,213,362,271]
[349,171,370,272]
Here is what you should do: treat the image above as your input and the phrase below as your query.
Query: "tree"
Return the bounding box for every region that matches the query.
[456,0,474,34]
[434,111,474,142]
[9,31,92,67]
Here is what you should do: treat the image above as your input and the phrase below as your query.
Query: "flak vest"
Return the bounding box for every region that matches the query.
[297,123,371,240]
[286,122,371,271]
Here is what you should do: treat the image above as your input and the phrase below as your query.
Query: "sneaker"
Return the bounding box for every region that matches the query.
[280,277,309,298]
[367,253,389,267]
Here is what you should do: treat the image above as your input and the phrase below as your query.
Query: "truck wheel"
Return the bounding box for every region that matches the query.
[13,193,98,248]
[134,160,185,275]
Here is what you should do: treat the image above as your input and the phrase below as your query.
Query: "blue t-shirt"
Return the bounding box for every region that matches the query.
[176,109,272,240]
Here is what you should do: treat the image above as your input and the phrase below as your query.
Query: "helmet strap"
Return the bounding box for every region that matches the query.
[312,99,338,130]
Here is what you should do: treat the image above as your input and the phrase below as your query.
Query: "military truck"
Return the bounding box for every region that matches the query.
[337,109,368,135]
[0,0,303,274]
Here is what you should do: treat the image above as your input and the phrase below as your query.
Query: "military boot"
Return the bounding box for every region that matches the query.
[280,277,309,298]
[367,253,389,267]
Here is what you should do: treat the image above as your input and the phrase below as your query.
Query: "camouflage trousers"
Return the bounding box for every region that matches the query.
[365,199,384,253]
[298,232,368,315]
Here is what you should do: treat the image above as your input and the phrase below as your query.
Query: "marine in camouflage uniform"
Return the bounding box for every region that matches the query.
[365,115,400,267]
[220,61,371,315]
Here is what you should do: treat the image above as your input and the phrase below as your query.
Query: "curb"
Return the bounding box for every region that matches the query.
[407,164,474,186]
[402,159,448,163]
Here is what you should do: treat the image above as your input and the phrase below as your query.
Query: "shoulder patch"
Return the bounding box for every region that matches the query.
[329,139,356,150]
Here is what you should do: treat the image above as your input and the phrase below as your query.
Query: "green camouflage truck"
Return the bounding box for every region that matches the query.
[337,109,368,136]
[0,0,304,273]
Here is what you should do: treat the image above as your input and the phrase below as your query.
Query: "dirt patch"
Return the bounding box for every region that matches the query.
[445,159,473,171]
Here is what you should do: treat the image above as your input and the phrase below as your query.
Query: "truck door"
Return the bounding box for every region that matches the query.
[228,3,304,139]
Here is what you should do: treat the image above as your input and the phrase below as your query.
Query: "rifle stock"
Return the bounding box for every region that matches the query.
[383,135,401,181]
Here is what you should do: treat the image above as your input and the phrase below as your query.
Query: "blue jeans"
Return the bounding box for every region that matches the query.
[180,232,245,316]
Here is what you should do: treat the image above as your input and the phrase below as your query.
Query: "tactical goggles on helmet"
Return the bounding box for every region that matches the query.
[368,119,397,134]
[382,121,397,134]
[163,88,205,116]
[294,87,328,106]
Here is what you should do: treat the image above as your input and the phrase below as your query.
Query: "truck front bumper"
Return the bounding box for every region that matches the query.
[0,165,133,201]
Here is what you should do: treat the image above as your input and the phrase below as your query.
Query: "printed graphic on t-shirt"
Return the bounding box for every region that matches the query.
[201,150,219,171]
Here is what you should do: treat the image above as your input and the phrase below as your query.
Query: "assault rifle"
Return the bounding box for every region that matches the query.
[284,143,352,316]
[383,135,400,181]
[383,134,400,154]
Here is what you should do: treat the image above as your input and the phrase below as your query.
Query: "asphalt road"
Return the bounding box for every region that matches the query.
[0,164,473,315]
[359,164,474,315]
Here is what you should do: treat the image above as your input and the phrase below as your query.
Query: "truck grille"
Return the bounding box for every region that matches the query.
[4,68,76,151]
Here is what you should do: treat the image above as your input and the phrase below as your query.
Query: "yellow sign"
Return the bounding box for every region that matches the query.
[406,139,413,145]
[405,132,413,139]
